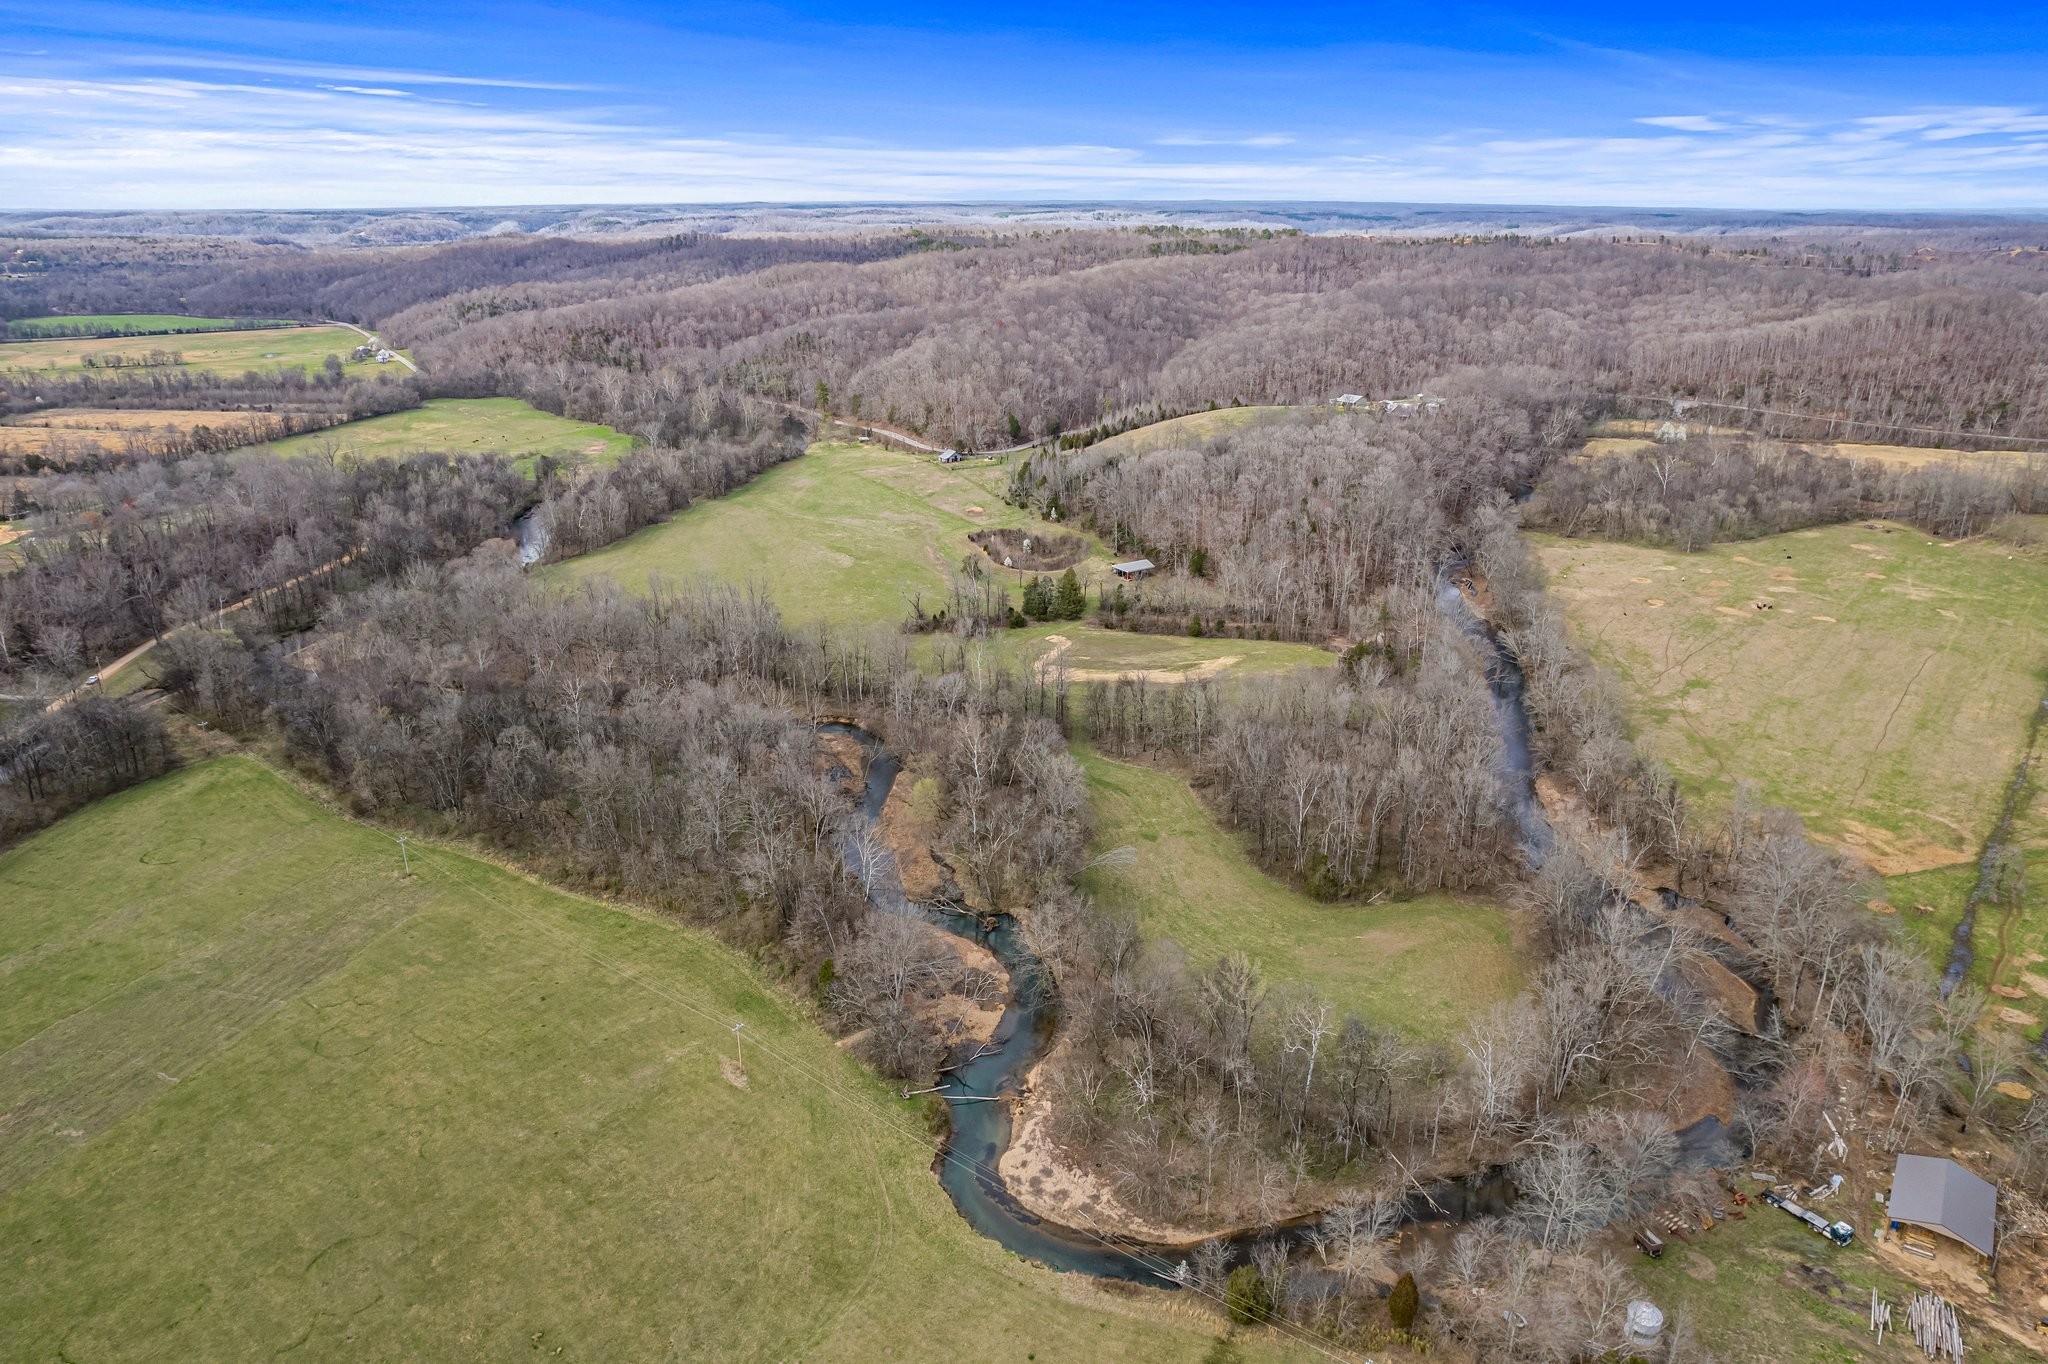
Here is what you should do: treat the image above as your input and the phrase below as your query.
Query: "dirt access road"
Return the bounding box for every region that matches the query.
[44,554,352,713]
[326,319,418,373]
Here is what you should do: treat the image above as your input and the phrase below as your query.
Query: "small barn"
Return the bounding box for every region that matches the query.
[1887,1154,1996,1267]
[1110,558,1154,580]
[1333,393,1365,408]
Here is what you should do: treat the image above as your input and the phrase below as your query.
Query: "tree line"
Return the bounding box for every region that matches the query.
[1526,436,2048,547]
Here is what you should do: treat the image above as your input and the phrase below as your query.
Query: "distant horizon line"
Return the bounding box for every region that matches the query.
[8,199,2048,224]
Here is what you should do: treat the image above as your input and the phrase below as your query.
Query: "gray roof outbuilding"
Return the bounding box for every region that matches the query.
[1888,1154,1996,1258]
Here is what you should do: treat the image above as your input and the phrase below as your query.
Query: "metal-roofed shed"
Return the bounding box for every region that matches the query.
[1110,559,1155,579]
[1887,1154,1996,1261]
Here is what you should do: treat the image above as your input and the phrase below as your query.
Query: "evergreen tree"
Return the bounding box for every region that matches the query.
[1224,1266,1269,1325]
[1388,1271,1419,1331]
[1054,568,1086,620]
[1020,576,1053,620]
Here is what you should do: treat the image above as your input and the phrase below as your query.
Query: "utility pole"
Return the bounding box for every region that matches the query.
[729,1021,746,1076]
[395,835,411,876]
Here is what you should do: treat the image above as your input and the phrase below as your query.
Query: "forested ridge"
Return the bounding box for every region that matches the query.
[8,229,2048,454]
[4,226,2048,1359]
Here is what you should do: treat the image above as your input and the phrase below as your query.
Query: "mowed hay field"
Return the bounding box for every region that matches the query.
[1536,522,2048,873]
[983,622,1331,684]
[0,325,397,377]
[266,397,633,470]
[555,439,1085,625]
[1078,751,1520,1040]
[0,757,1305,1362]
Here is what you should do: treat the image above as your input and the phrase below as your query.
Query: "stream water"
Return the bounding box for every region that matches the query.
[1434,572,1555,868]
[825,713,1534,1285]
[512,506,551,566]
[818,556,1768,1281]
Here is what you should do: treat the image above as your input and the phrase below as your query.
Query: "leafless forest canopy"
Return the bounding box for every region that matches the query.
[9,227,2048,454]
[4,222,2047,1357]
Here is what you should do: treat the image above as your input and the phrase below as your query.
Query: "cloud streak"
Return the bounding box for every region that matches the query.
[3,73,2047,210]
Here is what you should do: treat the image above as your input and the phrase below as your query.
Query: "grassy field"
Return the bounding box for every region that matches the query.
[0,325,400,377]
[0,756,1306,1362]
[979,622,1331,683]
[266,397,632,471]
[1,407,301,458]
[1078,750,1520,1040]
[1535,522,2048,875]
[1581,432,2041,469]
[3,314,292,340]
[1629,1200,2037,1364]
[555,439,1092,626]
[1882,719,2048,1043]
[1087,405,1296,458]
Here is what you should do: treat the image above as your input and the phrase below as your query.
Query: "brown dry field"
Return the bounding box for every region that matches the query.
[1584,426,2038,468]
[0,408,294,455]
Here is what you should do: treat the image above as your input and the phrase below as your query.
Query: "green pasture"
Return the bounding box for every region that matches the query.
[1078,749,1520,1041]
[0,325,401,378]
[0,756,1304,1362]
[3,314,292,340]
[976,622,1332,683]
[553,439,1090,625]
[1629,1199,2036,1364]
[1881,726,2048,1044]
[1535,522,2048,873]
[266,397,632,472]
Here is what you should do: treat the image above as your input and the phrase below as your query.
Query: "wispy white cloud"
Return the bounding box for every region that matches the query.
[1156,133,1297,147]
[3,74,2046,210]
[101,51,598,91]
[1636,115,1736,132]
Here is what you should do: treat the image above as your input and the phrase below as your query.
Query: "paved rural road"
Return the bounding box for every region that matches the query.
[327,319,419,373]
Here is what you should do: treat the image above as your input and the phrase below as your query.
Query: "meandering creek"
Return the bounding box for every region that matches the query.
[825,560,1766,1282]
[823,582,1553,1285]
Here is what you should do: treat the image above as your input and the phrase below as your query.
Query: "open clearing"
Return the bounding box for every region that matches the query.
[265,397,632,470]
[1580,428,2038,469]
[1078,750,1520,1040]
[2,314,292,340]
[1629,1195,2035,1364]
[559,439,1332,686]
[1884,725,2048,1041]
[1086,405,1296,457]
[0,325,401,377]
[987,623,1329,683]
[1,407,300,457]
[1535,522,2048,872]
[554,439,1056,624]
[0,756,1302,1362]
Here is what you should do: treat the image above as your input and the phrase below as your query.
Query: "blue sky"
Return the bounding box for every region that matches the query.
[3,1,2045,210]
